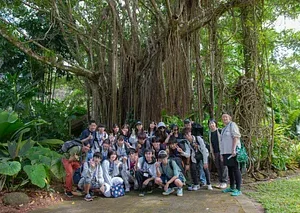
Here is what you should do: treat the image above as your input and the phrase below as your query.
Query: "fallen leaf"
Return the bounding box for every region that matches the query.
[19,204,24,207]
[72,202,75,205]
[30,201,35,205]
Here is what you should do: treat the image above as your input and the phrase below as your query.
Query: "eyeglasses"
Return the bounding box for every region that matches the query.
[173,129,179,131]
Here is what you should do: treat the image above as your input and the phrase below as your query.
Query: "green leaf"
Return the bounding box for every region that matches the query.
[23,164,47,188]
[0,161,21,176]
[39,139,64,145]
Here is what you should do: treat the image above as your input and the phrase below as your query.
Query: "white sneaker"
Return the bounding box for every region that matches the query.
[215,183,221,188]
[207,184,213,190]
[220,183,227,189]
[125,187,130,192]
[192,185,200,191]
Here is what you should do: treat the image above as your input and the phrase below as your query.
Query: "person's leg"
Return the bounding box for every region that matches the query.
[199,160,207,185]
[190,162,199,186]
[233,160,242,191]
[203,167,211,185]
[121,169,130,191]
[214,153,223,184]
[62,158,74,194]
[155,177,164,188]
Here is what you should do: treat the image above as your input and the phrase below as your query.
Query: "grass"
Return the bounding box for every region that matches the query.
[245,176,300,213]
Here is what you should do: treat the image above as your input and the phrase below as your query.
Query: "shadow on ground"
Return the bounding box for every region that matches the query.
[31,187,264,213]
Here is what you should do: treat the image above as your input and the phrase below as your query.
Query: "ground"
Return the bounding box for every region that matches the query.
[2,169,298,213]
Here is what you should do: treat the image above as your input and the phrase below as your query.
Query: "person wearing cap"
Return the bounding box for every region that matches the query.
[208,119,228,189]
[121,148,139,192]
[155,150,185,196]
[77,152,105,201]
[136,148,157,197]
[155,121,169,149]
[220,113,242,196]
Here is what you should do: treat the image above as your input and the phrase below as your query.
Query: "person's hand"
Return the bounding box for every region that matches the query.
[176,145,183,153]
[88,133,93,140]
[185,134,193,142]
[137,144,141,149]
[143,179,150,186]
[155,162,161,168]
[90,159,96,168]
[122,156,127,163]
[164,182,169,191]
[220,155,223,162]
[203,163,208,169]
[232,149,237,157]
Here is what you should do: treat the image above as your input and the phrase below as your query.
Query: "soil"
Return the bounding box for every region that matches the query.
[0,184,65,213]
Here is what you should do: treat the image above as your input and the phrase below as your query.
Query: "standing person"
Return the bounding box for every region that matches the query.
[120,124,131,143]
[101,139,111,162]
[220,113,242,196]
[155,150,185,196]
[77,152,106,201]
[110,124,120,145]
[136,132,151,157]
[62,144,90,197]
[136,148,157,197]
[129,121,144,148]
[114,135,130,161]
[208,119,228,189]
[183,128,213,191]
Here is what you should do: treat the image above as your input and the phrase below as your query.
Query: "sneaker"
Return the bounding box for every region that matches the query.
[65,191,73,198]
[139,192,145,197]
[177,188,183,196]
[188,184,200,191]
[146,190,153,194]
[84,194,93,201]
[162,188,175,195]
[222,188,235,193]
[207,184,213,190]
[231,190,242,196]
[125,187,130,192]
[215,183,221,188]
[220,183,227,189]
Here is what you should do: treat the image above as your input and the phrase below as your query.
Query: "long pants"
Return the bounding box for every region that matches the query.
[199,160,206,184]
[227,157,242,190]
[121,169,138,189]
[62,158,80,192]
[135,170,154,192]
[213,152,228,183]
[191,160,211,186]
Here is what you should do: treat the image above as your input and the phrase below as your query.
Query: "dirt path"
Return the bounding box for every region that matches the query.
[31,187,263,213]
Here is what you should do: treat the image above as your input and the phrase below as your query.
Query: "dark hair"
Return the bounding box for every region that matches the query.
[108,150,117,159]
[148,121,157,133]
[168,135,178,144]
[118,135,125,141]
[98,123,105,128]
[208,119,217,127]
[152,136,161,143]
[144,148,153,155]
[103,139,110,145]
[182,127,190,135]
[93,152,102,159]
[89,120,96,125]
[137,132,147,139]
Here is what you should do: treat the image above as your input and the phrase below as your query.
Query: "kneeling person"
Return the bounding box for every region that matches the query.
[78,152,106,201]
[155,150,185,196]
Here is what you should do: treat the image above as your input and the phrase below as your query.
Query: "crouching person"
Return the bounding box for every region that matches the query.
[155,150,185,197]
[136,148,156,197]
[78,152,106,201]
[62,144,90,197]
[121,148,139,192]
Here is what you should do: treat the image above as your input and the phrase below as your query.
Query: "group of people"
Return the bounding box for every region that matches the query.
[61,113,243,201]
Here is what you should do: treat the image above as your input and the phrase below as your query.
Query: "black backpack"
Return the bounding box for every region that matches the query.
[59,139,82,153]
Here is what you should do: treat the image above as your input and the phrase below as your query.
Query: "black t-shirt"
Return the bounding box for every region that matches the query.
[210,130,220,153]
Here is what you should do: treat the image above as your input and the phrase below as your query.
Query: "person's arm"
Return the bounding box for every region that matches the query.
[97,165,105,185]
[197,136,209,166]
[102,160,112,186]
[231,122,241,156]
[155,162,162,178]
